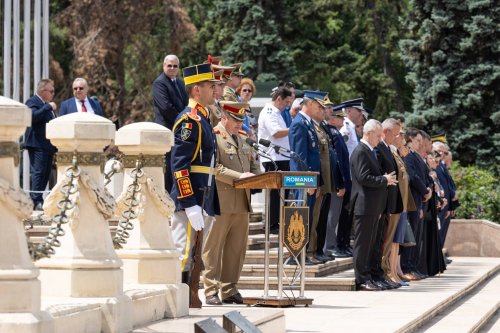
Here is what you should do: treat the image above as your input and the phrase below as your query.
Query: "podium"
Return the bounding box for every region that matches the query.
[234,171,319,307]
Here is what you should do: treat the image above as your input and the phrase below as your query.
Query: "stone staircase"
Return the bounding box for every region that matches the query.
[25,211,500,333]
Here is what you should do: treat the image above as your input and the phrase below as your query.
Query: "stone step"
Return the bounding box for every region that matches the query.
[416,271,500,333]
[236,275,356,291]
[240,257,353,278]
[249,212,264,222]
[246,234,279,250]
[248,221,265,235]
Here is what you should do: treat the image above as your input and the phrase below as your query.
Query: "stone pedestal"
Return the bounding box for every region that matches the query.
[0,96,51,332]
[36,113,132,333]
[115,122,188,318]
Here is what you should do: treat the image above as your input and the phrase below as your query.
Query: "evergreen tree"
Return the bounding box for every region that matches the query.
[187,0,295,81]
[400,0,500,173]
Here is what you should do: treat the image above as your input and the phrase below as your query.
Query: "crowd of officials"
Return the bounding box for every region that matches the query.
[24,53,459,305]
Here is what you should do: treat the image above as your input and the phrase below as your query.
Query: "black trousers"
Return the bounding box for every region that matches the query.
[262,160,289,230]
[353,214,380,285]
[315,193,331,256]
[336,189,353,250]
[28,148,54,205]
[401,210,423,272]
[370,213,388,280]
[164,152,173,194]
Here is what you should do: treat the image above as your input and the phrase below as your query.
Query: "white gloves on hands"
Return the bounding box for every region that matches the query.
[185,205,204,231]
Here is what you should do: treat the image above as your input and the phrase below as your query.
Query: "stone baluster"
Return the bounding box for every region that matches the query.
[0,96,51,332]
[115,122,188,318]
[36,113,132,333]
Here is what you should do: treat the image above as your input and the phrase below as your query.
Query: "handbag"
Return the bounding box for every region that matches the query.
[401,219,416,247]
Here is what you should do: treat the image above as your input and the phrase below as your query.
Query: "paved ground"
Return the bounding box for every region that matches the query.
[134,257,499,333]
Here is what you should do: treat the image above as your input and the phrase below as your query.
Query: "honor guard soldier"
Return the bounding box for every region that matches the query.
[170,63,220,283]
[203,101,260,305]
[337,98,366,158]
[222,63,244,102]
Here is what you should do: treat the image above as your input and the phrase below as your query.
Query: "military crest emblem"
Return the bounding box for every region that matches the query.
[283,207,309,259]
[181,128,191,141]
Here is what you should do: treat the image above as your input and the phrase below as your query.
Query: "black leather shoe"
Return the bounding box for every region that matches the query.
[384,278,401,289]
[315,254,332,262]
[357,280,382,291]
[371,280,388,290]
[331,249,349,258]
[306,257,322,265]
[269,226,279,235]
[222,292,244,304]
[34,202,43,211]
[446,258,453,265]
[286,256,298,265]
[206,294,222,305]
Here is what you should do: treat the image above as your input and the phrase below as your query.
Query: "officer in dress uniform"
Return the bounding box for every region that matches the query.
[338,98,366,158]
[170,63,220,282]
[203,101,260,305]
[288,91,328,265]
[208,63,235,126]
[222,63,244,102]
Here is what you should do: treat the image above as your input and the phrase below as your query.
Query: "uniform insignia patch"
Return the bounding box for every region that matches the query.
[177,177,193,198]
[174,169,189,179]
[214,128,220,134]
[181,128,191,141]
[187,108,201,121]
[182,123,193,130]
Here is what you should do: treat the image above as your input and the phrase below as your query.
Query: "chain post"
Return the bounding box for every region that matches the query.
[112,154,144,249]
[29,151,81,261]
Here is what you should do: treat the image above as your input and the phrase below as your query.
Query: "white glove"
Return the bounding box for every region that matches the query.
[185,205,204,231]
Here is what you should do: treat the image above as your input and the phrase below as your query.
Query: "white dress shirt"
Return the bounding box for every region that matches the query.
[257,102,290,162]
[75,97,95,114]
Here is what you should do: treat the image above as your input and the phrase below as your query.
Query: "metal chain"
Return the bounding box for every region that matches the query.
[30,153,81,261]
[112,156,144,249]
[104,157,123,186]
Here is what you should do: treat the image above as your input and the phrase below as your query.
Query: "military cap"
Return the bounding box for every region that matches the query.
[219,101,249,121]
[333,98,365,112]
[431,132,447,143]
[229,63,245,77]
[206,54,223,65]
[212,64,235,80]
[303,90,331,108]
[213,70,225,83]
[182,63,217,85]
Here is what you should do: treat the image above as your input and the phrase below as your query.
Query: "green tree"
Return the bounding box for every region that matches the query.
[186,0,295,81]
[400,0,500,174]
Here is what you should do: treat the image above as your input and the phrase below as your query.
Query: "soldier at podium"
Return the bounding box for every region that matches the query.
[170,63,220,283]
[203,101,260,305]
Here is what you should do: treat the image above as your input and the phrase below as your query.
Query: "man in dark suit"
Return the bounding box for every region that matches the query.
[59,78,104,116]
[152,54,189,193]
[400,128,432,280]
[372,118,404,289]
[350,119,398,291]
[24,79,57,210]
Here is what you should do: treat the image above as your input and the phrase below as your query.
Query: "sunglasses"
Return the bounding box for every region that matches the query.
[73,87,85,91]
[167,64,179,68]
[242,89,252,93]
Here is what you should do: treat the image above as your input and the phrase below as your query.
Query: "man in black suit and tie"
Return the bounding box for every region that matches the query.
[152,54,189,193]
[372,118,404,289]
[350,119,398,291]
[24,79,57,210]
[59,78,104,116]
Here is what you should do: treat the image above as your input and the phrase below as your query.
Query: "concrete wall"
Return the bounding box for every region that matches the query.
[445,219,500,257]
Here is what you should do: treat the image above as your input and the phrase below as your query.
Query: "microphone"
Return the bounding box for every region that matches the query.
[258,139,309,171]
[245,138,277,170]
[258,138,292,154]
[245,137,261,150]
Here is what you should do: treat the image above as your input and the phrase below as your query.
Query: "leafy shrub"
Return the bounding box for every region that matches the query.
[450,164,500,223]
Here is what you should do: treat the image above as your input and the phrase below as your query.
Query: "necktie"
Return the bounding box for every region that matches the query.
[81,100,87,112]
[172,79,183,98]
[231,134,239,147]
[372,148,378,161]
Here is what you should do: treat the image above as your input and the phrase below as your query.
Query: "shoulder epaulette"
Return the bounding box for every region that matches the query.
[214,128,220,134]
[187,107,201,121]
[238,130,248,137]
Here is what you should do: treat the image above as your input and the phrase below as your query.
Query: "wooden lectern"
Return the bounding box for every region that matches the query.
[234,171,319,307]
